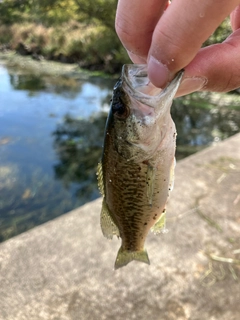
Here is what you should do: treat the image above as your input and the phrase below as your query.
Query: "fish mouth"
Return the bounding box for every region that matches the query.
[122,64,184,109]
[122,64,161,96]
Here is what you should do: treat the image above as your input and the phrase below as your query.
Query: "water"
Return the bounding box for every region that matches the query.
[0,63,240,242]
[0,63,115,241]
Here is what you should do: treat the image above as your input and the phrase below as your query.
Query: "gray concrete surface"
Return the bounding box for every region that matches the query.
[0,133,240,320]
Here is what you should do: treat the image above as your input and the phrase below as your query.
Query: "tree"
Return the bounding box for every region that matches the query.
[74,0,117,31]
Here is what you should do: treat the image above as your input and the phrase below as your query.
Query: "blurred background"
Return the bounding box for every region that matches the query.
[0,0,240,242]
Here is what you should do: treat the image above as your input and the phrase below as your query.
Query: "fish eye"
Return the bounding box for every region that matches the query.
[112,100,125,114]
[112,99,129,119]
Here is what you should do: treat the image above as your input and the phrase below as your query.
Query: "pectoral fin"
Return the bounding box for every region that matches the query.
[151,209,166,234]
[168,158,176,192]
[100,198,120,239]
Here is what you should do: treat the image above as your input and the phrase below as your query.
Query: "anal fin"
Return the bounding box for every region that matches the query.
[151,209,167,234]
[100,198,119,239]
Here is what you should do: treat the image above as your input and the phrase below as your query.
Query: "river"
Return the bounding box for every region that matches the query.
[0,60,239,242]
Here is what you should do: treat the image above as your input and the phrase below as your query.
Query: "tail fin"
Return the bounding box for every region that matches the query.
[114,246,150,270]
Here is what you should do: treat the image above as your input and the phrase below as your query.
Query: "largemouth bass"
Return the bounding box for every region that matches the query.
[97,64,183,269]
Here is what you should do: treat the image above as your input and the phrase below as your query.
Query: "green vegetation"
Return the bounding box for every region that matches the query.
[203,18,231,46]
[0,0,130,73]
[0,0,232,73]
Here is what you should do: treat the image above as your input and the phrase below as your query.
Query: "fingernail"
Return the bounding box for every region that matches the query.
[176,77,208,97]
[127,50,146,64]
[148,56,170,88]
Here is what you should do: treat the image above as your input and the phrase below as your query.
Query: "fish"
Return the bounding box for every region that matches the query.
[97,64,183,269]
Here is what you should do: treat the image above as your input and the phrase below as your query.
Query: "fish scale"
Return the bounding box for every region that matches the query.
[97,64,183,269]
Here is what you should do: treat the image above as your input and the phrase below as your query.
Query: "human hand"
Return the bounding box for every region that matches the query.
[115,0,240,97]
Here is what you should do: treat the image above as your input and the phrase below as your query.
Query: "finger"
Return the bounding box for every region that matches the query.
[115,0,168,62]
[176,29,240,97]
[147,0,240,88]
[230,5,240,30]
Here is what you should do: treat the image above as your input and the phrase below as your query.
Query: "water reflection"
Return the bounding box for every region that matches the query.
[53,113,106,201]
[8,70,102,100]
[10,73,46,91]
[0,62,240,242]
[173,98,240,158]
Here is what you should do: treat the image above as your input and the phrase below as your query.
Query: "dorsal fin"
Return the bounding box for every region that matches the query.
[97,162,104,196]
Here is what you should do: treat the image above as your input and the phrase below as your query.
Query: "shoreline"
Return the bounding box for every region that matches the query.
[1,50,240,110]
[0,50,117,80]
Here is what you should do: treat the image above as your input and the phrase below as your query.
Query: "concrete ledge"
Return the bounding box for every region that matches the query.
[0,134,240,320]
